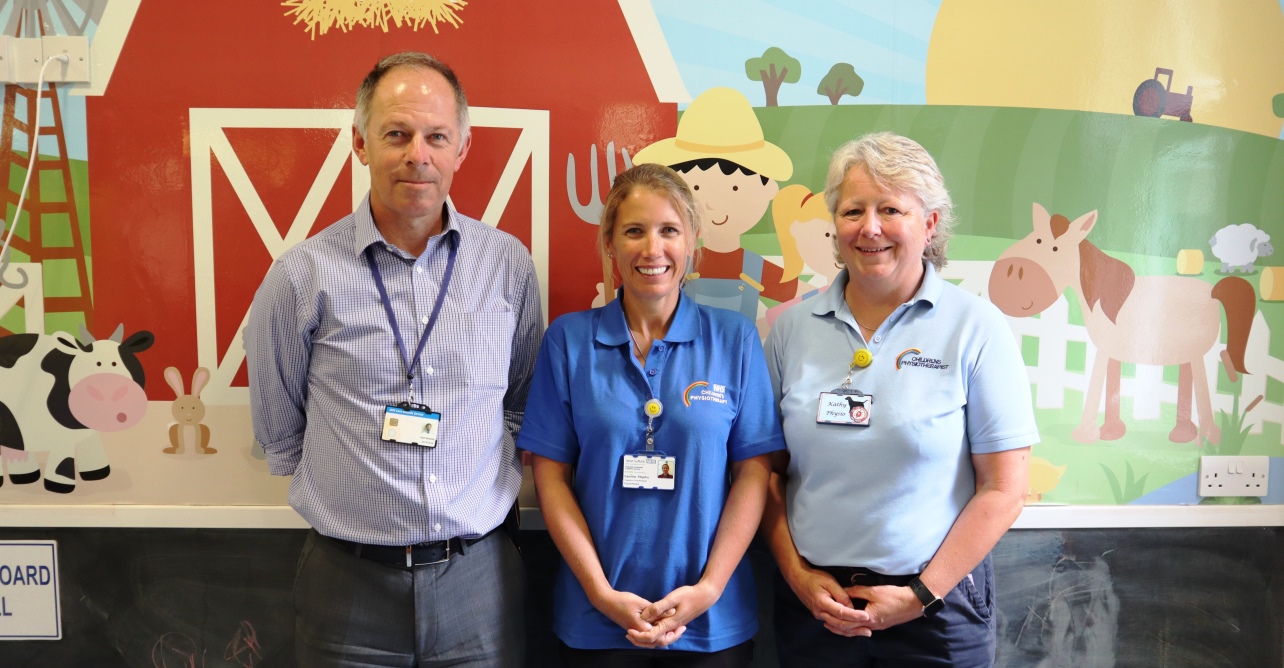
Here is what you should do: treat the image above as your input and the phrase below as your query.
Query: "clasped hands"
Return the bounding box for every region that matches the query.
[591,581,720,648]
[791,567,924,637]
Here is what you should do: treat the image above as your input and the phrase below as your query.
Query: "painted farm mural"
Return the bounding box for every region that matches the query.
[0,0,1279,511]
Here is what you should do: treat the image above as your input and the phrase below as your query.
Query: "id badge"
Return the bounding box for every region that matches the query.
[382,403,441,447]
[817,390,873,426]
[622,454,676,490]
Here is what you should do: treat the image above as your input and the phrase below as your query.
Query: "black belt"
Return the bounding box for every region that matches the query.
[815,565,918,588]
[327,526,499,568]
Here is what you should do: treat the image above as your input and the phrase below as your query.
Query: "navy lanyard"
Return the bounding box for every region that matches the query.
[364,235,458,403]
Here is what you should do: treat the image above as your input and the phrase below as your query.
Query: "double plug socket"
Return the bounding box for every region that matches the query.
[1198,455,1270,497]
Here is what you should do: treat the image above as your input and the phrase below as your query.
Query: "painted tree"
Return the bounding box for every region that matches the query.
[745,47,801,107]
[1274,93,1284,119]
[818,63,864,105]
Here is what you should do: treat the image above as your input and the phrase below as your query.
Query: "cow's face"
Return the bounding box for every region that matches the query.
[50,331,153,432]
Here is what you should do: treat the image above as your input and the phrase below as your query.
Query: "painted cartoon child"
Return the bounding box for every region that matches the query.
[765,184,845,327]
[633,87,802,320]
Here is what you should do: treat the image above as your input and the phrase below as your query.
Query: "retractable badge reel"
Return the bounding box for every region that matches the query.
[817,348,874,426]
[622,398,676,490]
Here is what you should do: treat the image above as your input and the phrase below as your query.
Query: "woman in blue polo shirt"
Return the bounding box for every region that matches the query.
[762,133,1038,666]
[518,163,783,666]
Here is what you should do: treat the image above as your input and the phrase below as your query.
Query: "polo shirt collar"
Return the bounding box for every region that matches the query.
[352,193,463,258]
[595,290,701,347]
[811,261,944,318]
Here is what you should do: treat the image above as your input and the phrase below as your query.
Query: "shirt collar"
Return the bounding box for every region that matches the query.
[811,261,943,318]
[595,289,701,347]
[352,193,462,258]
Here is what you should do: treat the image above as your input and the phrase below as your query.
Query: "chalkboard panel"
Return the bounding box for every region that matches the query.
[0,527,1279,667]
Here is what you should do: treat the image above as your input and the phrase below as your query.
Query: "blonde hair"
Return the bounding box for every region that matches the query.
[823,132,955,270]
[772,184,831,282]
[597,164,702,299]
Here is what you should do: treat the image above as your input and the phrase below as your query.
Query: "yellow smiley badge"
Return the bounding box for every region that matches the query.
[645,399,664,418]
[852,349,873,368]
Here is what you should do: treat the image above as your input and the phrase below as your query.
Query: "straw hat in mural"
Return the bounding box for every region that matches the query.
[634,87,793,181]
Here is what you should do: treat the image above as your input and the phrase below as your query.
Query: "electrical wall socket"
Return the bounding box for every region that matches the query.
[1198,455,1269,497]
[41,36,90,83]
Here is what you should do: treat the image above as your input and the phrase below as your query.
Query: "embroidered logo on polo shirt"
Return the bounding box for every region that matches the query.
[684,381,728,406]
[896,348,950,370]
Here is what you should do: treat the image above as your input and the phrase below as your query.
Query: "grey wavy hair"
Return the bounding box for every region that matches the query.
[823,132,955,270]
[354,52,470,145]
[597,163,702,298]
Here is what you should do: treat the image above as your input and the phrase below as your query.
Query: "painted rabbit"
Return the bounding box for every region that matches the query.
[164,366,215,454]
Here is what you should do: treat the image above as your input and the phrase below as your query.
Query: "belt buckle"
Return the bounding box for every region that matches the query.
[425,541,451,566]
[407,542,451,567]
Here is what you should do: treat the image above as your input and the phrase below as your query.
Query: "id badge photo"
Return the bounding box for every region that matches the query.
[382,403,441,447]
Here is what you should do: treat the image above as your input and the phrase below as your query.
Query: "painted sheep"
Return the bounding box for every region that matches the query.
[1209,223,1274,273]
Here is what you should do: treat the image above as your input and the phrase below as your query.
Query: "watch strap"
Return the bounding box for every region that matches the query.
[907,576,945,616]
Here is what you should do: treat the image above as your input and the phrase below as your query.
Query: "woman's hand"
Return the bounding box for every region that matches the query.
[844,583,926,631]
[588,587,666,640]
[629,581,719,647]
[783,565,872,637]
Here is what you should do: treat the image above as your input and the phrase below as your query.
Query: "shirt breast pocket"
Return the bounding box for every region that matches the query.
[455,311,516,391]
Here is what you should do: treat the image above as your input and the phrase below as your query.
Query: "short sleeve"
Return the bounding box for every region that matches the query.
[728,322,787,461]
[514,322,580,463]
[964,306,1040,454]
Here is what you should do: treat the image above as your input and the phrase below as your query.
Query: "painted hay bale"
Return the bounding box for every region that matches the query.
[1176,249,1204,275]
[1262,266,1284,301]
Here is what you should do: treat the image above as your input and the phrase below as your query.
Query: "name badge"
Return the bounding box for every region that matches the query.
[816,390,873,427]
[622,454,676,490]
[382,403,441,447]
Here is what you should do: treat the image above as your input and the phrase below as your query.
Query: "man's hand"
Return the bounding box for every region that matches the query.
[783,566,872,637]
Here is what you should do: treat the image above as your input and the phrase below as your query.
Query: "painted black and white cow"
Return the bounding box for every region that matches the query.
[0,325,153,493]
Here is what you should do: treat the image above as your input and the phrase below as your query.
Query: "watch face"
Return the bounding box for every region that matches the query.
[924,597,946,616]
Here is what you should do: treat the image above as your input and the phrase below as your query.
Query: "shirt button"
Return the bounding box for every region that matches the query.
[647,369,657,376]
[433,523,442,532]
[874,336,882,343]
[421,316,430,325]
[429,474,437,483]
[656,345,665,351]
[416,266,423,274]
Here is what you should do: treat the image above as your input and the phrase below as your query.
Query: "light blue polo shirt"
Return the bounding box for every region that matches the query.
[765,264,1038,575]
[518,293,785,652]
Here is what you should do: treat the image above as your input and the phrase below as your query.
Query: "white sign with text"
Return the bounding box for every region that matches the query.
[0,541,61,640]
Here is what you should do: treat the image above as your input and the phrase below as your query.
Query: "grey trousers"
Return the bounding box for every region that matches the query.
[294,528,526,667]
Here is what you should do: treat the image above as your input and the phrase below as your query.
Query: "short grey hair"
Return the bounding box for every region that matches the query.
[597,163,702,298]
[354,52,470,143]
[824,132,955,270]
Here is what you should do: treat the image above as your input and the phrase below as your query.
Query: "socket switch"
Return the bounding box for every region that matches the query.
[41,36,90,83]
[1198,455,1269,497]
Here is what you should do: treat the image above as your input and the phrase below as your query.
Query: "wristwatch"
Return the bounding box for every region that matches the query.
[907,577,945,616]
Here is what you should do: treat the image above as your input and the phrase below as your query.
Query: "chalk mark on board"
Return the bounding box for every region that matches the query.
[151,621,261,668]
[225,620,263,667]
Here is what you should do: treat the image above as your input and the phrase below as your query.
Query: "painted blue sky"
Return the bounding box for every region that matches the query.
[652,0,941,108]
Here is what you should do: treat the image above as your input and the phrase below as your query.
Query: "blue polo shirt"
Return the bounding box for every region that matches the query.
[518,293,784,652]
[765,264,1038,575]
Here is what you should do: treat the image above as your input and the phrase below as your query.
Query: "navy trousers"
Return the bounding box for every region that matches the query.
[773,555,996,667]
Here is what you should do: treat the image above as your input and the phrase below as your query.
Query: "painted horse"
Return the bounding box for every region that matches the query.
[988,204,1256,445]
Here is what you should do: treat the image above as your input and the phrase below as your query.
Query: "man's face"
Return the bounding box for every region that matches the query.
[354,67,471,231]
[678,165,779,253]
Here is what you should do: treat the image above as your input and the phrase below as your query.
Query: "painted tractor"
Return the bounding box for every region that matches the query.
[1132,68,1193,122]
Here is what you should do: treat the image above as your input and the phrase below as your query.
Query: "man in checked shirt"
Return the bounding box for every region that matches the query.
[245,52,542,667]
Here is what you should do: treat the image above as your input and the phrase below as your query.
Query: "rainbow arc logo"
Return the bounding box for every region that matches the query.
[895,348,923,370]
[683,381,709,406]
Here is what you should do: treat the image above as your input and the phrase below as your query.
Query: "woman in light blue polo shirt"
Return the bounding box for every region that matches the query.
[518,163,784,666]
[762,132,1038,666]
